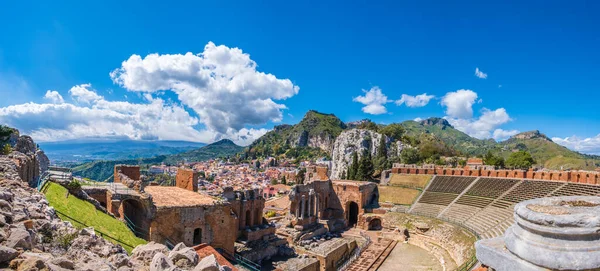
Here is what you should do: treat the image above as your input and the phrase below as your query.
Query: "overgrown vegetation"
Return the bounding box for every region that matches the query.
[505,151,535,169]
[44,182,146,252]
[378,186,420,205]
[1,143,12,155]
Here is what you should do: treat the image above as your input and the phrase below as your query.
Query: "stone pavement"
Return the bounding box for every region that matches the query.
[344,230,397,271]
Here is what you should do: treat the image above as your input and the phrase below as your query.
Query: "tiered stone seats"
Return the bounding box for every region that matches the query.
[465,178,520,199]
[464,206,513,236]
[408,176,600,240]
[410,203,446,217]
[411,177,476,217]
[550,182,600,196]
[427,176,476,194]
[500,180,563,203]
[440,178,521,223]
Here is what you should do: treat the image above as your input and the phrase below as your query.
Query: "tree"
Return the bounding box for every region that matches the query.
[375,136,388,171]
[357,150,374,181]
[1,144,12,155]
[281,175,287,185]
[379,123,405,140]
[506,151,535,170]
[484,151,505,168]
[400,148,420,164]
[271,178,278,185]
[348,151,359,180]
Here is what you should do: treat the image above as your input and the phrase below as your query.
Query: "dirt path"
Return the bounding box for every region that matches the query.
[377,242,443,271]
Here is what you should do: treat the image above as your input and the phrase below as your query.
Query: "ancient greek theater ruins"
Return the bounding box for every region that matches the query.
[3,134,600,271]
[44,161,600,271]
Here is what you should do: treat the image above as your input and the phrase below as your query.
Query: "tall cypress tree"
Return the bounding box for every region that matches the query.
[376,136,388,170]
[357,149,374,181]
[348,151,359,180]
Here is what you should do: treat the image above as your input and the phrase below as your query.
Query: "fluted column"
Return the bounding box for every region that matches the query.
[315,193,319,219]
[295,196,300,218]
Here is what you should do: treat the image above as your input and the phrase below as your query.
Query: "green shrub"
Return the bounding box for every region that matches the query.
[1,144,12,155]
[265,211,277,218]
[67,180,82,190]
[55,231,78,249]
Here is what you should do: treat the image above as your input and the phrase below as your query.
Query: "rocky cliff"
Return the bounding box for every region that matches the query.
[1,130,49,188]
[330,129,403,180]
[246,110,345,158]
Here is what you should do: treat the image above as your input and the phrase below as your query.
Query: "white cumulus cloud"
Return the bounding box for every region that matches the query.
[43,90,64,104]
[552,135,600,155]
[441,89,478,119]
[353,86,390,115]
[110,42,299,135]
[475,67,488,79]
[446,108,515,140]
[395,93,435,108]
[69,84,103,104]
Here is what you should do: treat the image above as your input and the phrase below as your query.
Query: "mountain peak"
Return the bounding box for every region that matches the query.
[510,130,552,141]
[420,117,452,128]
[210,139,237,146]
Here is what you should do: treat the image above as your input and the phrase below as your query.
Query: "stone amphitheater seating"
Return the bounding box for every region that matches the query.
[407,176,600,240]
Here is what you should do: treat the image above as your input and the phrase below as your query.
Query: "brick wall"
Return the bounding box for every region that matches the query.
[391,165,600,184]
[176,168,198,192]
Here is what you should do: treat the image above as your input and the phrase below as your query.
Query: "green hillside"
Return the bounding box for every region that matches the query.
[72,139,243,181]
[44,182,146,253]
[398,119,598,170]
[401,118,496,156]
[246,110,345,159]
[162,139,243,164]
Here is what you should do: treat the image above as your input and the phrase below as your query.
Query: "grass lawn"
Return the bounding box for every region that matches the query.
[379,186,421,205]
[388,174,432,189]
[43,182,146,253]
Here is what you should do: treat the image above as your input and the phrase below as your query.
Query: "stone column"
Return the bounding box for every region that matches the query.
[295,196,300,218]
[301,195,306,219]
[315,193,319,221]
[309,189,315,217]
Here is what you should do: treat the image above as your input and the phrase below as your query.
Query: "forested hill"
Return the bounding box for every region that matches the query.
[72,139,243,181]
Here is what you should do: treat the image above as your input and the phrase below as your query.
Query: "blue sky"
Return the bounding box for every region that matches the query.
[0,1,598,153]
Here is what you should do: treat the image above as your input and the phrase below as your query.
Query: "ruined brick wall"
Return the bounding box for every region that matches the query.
[149,203,237,254]
[229,188,266,237]
[391,165,600,184]
[114,165,140,183]
[331,181,378,220]
[176,168,198,192]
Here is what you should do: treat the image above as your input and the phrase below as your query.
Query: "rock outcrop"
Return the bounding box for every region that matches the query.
[330,129,404,180]
[510,130,552,141]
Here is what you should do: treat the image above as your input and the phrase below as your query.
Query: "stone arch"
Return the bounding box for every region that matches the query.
[120,198,147,238]
[347,201,359,227]
[368,218,382,230]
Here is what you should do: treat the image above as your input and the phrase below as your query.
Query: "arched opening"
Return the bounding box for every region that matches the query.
[120,199,146,238]
[193,228,202,245]
[347,201,359,227]
[245,210,252,227]
[368,218,382,230]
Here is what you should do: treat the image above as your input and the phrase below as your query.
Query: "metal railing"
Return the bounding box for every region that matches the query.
[216,248,261,271]
[36,171,50,191]
[337,231,372,271]
[54,209,136,250]
[123,214,148,240]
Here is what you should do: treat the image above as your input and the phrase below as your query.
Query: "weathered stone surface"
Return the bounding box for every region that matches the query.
[150,252,177,271]
[0,245,19,263]
[477,196,600,271]
[6,228,33,250]
[131,242,169,264]
[330,129,402,180]
[168,247,199,268]
[193,255,220,271]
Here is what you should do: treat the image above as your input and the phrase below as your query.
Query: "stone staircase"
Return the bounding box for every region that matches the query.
[344,238,397,271]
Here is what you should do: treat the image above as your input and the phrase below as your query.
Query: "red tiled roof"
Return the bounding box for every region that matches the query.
[192,244,238,271]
